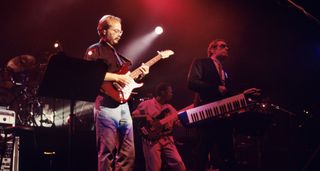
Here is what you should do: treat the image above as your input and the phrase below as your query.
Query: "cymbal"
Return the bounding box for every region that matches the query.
[7,55,36,73]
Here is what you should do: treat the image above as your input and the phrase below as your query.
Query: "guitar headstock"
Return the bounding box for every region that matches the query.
[157,50,174,59]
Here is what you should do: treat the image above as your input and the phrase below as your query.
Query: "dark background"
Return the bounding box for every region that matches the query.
[1,0,320,170]
[1,0,319,111]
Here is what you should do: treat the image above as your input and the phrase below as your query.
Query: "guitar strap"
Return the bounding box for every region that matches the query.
[154,108,170,120]
[118,53,132,66]
[106,42,132,67]
[110,46,124,66]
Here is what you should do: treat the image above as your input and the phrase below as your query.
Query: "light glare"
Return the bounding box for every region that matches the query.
[54,42,59,48]
[155,26,163,35]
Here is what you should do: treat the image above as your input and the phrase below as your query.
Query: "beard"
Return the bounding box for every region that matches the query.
[112,37,121,45]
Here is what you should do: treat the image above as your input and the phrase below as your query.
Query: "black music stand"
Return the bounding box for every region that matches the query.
[37,52,107,171]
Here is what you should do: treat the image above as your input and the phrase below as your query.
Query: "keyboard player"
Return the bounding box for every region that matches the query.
[187,39,236,171]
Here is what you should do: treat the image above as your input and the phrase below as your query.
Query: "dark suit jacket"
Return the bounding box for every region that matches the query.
[188,58,236,171]
[187,58,230,106]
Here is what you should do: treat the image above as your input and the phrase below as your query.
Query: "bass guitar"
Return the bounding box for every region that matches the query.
[100,50,174,103]
[135,108,178,141]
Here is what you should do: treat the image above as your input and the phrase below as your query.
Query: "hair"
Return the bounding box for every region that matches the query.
[154,82,171,97]
[207,38,226,57]
[97,15,121,37]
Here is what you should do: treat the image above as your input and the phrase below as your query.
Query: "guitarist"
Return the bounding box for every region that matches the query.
[132,83,186,171]
[84,15,149,171]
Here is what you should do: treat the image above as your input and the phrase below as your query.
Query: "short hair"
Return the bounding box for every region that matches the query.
[154,82,171,97]
[207,38,226,57]
[97,15,121,37]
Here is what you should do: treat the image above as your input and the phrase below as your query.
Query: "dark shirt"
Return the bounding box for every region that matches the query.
[84,40,131,107]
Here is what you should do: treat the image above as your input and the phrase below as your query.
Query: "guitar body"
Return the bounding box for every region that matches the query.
[100,64,143,103]
[138,108,171,141]
[140,121,163,141]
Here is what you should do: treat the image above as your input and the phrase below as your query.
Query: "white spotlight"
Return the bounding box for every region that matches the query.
[87,50,93,56]
[154,26,163,35]
[53,40,63,51]
[54,42,59,48]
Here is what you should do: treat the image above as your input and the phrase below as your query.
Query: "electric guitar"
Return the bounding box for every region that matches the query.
[100,50,174,103]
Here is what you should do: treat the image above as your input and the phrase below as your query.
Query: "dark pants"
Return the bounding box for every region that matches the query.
[194,120,236,171]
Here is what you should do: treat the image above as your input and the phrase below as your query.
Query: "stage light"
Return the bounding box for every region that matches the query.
[54,42,59,48]
[154,26,163,35]
[53,40,63,51]
[122,26,163,65]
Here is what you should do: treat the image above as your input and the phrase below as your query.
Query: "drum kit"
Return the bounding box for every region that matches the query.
[0,54,54,127]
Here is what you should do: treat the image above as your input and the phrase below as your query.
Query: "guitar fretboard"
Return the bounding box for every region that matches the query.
[129,54,162,79]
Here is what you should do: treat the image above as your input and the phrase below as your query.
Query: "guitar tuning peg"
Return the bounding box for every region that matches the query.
[157,51,163,58]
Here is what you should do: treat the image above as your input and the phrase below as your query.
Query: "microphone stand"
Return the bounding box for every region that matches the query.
[270,103,296,116]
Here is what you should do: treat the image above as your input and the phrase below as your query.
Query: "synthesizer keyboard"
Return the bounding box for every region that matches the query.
[178,93,252,126]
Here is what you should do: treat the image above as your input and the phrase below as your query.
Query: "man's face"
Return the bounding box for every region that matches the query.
[211,41,229,60]
[106,21,123,45]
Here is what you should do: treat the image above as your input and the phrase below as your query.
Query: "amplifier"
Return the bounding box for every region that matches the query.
[0,109,15,126]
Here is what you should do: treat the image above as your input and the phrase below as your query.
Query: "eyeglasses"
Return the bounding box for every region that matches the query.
[110,28,123,34]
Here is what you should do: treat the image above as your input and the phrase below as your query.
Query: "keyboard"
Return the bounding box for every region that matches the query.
[178,93,251,126]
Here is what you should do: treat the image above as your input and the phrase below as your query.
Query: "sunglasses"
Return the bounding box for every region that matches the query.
[213,44,229,49]
[218,44,228,49]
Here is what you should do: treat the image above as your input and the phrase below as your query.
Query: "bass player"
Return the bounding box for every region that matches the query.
[132,82,186,171]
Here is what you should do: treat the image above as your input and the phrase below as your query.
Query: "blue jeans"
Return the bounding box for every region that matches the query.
[95,103,135,171]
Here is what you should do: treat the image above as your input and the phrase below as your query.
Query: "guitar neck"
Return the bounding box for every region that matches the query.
[159,112,177,125]
[158,104,192,125]
[129,54,162,79]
